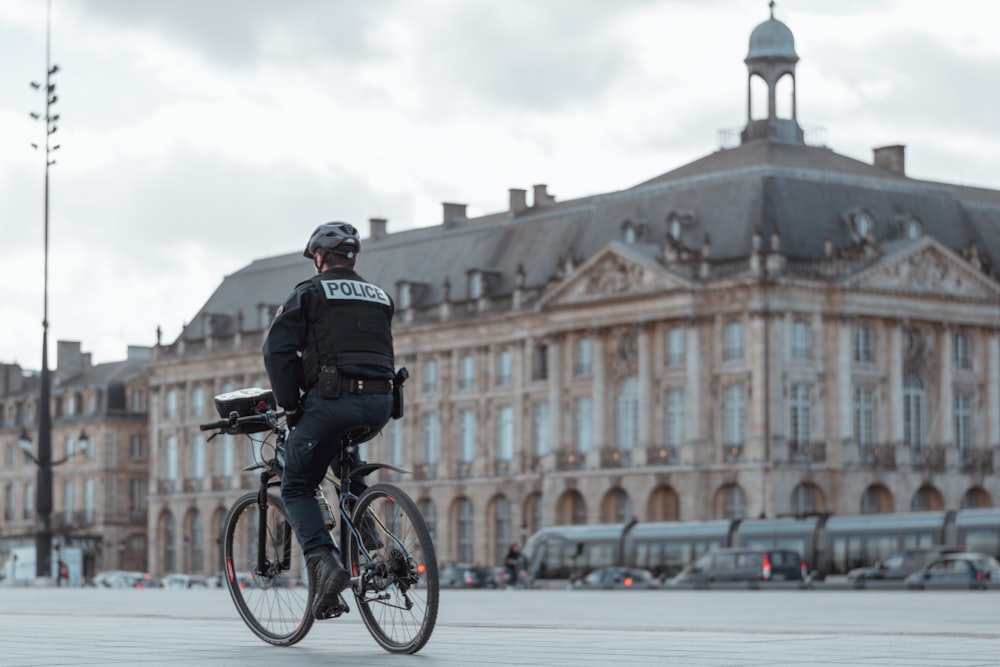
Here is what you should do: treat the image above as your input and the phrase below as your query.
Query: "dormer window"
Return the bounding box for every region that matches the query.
[669,217,682,240]
[469,272,484,299]
[893,213,923,240]
[620,220,646,244]
[397,283,412,309]
[844,208,876,242]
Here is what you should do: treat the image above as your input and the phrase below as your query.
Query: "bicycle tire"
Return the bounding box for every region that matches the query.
[222,491,313,646]
[348,483,439,654]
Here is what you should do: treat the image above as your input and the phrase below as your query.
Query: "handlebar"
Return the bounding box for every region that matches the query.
[199,409,286,436]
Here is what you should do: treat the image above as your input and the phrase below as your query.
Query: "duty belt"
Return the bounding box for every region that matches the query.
[340,377,393,395]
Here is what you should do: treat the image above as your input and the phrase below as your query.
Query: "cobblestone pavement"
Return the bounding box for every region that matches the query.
[1,587,999,666]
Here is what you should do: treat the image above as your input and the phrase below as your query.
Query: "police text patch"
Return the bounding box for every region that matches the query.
[319,279,391,305]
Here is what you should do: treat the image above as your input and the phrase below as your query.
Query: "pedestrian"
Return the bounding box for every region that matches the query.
[504,543,523,589]
[263,221,401,619]
[57,559,68,587]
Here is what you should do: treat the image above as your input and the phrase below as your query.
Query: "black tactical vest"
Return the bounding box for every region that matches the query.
[302,273,394,387]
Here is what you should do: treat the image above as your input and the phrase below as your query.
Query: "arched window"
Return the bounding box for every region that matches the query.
[910,485,944,511]
[418,497,437,543]
[556,490,586,525]
[188,510,204,573]
[615,376,639,452]
[791,482,824,514]
[162,512,176,573]
[492,496,512,566]
[647,485,679,522]
[961,487,991,509]
[524,492,543,536]
[601,487,632,523]
[454,498,474,563]
[860,484,893,514]
[715,484,745,519]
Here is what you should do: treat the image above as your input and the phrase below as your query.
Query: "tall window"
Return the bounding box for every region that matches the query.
[664,388,684,448]
[853,386,876,449]
[665,327,685,367]
[129,479,146,516]
[495,349,512,387]
[165,435,179,481]
[189,511,204,573]
[792,483,818,514]
[129,434,146,461]
[854,325,873,364]
[573,397,593,453]
[84,478,95,523]
[24,483,34,519]
[531,401,551,457]
[532,344,548,381]
[493,496,512,566]
[191,435,206,479]
[130,388,145,412]
[422,358,438,393]
[573,337,592,377]
[218,435,234,477]
[190,386,205,418]
[164,389,178,419]
[954,333,972,370]
[422,411,440,465]
[791,320,810,359]
[418,498,437,542]
[788,384,812,446]
[458,354,476,390]
[456,498,474,563]
[721,484,745,519]
[64,480,74,524]
[458,408,476,463]
[3,484,13,521]
[903,373,926,452]
[723,321,744,361]
[388,419,404,468]
[954,392,973,455]
[723,383,747,446]
[615,376,639,451]
[495,405,514,461]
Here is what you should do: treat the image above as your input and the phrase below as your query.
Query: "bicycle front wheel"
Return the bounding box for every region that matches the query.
[348,483,439,654]
[222,491,313,646]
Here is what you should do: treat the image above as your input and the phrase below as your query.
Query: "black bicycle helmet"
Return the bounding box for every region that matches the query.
[303,221,361,260]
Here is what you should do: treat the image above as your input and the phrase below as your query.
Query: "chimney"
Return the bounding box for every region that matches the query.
[56,340,87,381]
[532,184,554,207]
[873,145,905,175]
[442,202,467,228]
[508,188,527,216]
[1,363,24,396]
[369,217,388,240]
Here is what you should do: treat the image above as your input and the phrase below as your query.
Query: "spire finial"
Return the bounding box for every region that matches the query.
[769,0,775,19]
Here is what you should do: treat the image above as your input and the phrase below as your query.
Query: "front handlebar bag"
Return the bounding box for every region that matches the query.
[214,387,276,433]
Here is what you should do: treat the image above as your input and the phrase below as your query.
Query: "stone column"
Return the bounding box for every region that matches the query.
[838,321,853,443]
[637,326,653,451]
[986,331,1000,447]
[592,333,606,454]
[938,327,954,446]
[547,336,562,454]
[887,324,903,444]
[685,325,702,448]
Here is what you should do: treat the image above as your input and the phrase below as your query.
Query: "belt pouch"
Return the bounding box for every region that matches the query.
[318,367,342,399]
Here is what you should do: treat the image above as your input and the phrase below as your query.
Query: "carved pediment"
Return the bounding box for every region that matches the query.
[540,243,692,308]
[844,238,1000,299]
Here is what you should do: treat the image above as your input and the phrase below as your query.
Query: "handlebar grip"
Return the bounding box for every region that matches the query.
[199,420,228,431]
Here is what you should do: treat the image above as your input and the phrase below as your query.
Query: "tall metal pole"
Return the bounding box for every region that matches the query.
[31,0,60,580]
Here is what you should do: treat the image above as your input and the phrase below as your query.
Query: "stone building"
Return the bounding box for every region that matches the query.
[0,343,151,579]
[145,11,1000,575]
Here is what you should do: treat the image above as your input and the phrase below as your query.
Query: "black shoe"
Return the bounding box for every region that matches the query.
[307,549,349,618]
[358,513,384,551]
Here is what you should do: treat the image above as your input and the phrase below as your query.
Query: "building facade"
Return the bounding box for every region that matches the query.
[0,343,151,579]
[144,12,1000,574]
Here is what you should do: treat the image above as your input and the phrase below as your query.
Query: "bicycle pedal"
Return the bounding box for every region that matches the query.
[315,595,351,620]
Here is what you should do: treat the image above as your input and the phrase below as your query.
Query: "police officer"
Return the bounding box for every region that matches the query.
[262,221,395,618]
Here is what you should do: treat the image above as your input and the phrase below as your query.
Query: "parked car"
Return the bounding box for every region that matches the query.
[162,574,210,589]
[573,566,657,590]
[904,552,1000,590]
[90,570,162,589]
[439,563,500,588]
[670,548,806,587]
[847,546,964,583]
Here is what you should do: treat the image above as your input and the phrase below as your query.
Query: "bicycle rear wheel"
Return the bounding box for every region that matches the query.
[348,483,439,654]
[222,491,313,646]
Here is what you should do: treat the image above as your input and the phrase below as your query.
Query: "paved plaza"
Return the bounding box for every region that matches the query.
[1,586,999,666]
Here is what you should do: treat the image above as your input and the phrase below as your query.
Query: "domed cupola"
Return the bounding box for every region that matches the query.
[741,2,804,145]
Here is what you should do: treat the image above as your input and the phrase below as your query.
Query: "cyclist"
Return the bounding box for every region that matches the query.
[262,221,396,618]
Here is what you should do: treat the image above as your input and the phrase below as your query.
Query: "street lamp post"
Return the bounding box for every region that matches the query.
[28,0,60,580]
[18,428,90,579]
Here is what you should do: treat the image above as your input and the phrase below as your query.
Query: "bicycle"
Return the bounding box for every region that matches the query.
[199,388,439,653]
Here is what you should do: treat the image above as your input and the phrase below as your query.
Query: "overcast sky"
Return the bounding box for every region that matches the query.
[2,0,999,371]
